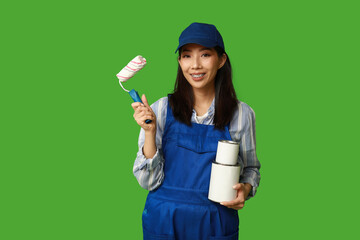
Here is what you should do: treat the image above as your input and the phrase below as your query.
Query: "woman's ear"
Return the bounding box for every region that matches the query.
[218,53,227,69]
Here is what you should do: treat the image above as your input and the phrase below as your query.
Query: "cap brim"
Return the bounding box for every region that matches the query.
[175,38,218,53]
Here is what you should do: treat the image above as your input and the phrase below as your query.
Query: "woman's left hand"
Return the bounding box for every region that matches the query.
[220,183,252,210]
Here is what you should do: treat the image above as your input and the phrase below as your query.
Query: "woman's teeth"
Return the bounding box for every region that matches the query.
[191,74,205,77]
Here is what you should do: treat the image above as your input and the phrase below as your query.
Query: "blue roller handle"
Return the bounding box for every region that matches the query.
[129,89,152,124]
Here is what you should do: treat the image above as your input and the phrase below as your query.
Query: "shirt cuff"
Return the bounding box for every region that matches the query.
[136,146,162,171]
[239,177,258,200]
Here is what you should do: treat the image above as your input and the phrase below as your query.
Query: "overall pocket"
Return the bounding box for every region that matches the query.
[177,132,219,153]
[142,196,176,239]
[209,205,239,240]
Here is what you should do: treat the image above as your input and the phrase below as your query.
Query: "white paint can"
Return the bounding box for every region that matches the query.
[208,140,241,203]
[215,140,240,165]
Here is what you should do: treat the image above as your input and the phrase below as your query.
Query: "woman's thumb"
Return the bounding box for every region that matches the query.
[142,94,150,107]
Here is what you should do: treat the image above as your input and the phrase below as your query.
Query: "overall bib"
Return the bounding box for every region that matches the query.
[142,98,239,240]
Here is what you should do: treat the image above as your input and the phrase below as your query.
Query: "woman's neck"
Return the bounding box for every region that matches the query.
[193,88,215,116]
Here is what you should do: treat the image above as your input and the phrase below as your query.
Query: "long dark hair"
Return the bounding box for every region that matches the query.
[169,46,238,130]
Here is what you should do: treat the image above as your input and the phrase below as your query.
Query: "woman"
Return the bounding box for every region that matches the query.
[132,22,261,240]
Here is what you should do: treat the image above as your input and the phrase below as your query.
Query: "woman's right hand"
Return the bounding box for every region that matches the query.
[131,94,157,133]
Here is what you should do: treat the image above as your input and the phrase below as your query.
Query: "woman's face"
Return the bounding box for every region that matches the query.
[178,43,226,92]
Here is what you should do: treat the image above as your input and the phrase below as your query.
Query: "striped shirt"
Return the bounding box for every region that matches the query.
[133,97,261,198]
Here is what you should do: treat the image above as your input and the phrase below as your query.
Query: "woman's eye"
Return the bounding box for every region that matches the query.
[202,53,210,57]
[182,55,190,58]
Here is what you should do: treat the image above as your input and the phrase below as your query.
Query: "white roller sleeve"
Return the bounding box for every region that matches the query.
[116,55,147,83]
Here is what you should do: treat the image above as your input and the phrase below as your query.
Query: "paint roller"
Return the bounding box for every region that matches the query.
[116,55,151,123]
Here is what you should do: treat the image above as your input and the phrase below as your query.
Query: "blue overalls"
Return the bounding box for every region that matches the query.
[142,98,239,240]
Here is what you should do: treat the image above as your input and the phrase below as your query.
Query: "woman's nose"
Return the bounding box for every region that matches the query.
[191,57,201,69]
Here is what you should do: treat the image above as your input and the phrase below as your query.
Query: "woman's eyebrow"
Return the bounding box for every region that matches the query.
[182,47,211,53]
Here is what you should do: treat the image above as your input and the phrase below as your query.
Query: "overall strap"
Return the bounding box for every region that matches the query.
[165,94,174,121]
[162,95,175,141]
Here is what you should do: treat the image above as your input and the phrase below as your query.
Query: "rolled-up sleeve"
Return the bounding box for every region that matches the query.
[239,104,261,199]
[132,97,167,191]
[230,102,261,199]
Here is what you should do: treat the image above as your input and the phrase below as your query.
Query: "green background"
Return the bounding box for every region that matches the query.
[1,0,359,239]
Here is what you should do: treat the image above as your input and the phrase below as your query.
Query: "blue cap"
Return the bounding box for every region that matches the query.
[175,22,225,53]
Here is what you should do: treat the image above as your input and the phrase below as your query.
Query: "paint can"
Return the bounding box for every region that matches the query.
[208,140,241,203]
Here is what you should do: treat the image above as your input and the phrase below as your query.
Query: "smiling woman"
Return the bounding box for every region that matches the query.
[131,22,261,240]
[178,44,226,108]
